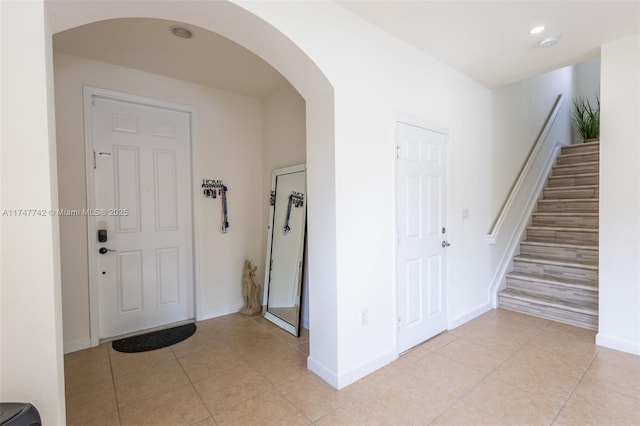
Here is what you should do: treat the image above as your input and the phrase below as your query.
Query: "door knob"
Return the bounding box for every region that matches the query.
[98,247,116,254]
[441,241,451,248]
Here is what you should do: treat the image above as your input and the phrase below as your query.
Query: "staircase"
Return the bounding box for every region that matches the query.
[498,141,599,330]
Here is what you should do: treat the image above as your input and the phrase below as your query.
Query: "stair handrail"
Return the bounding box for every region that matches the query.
[486,94,565,243]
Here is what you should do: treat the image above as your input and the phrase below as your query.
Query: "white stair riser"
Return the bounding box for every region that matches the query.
[513,261,598,282]
[505,277,598,305]
[498,296,598,330]
[556,153,599,165]
[537,200,598,212]
[544,187,599,199]
[547,175,599,187]
[553,163,599,176]
[527,228,598,245]
[520,244,598,263]
[532,215,598,228]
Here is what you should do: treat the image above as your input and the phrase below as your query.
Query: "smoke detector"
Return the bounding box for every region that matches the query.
[540,35,560,48]
[170,25,194,39]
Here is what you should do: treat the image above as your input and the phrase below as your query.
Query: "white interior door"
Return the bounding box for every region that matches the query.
[92,95,194,339]
[396,121,448,353]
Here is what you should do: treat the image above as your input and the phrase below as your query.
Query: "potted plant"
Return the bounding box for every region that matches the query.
[572,95,600,143]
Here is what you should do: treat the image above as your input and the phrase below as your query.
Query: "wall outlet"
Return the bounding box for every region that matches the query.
[360,309,368,326]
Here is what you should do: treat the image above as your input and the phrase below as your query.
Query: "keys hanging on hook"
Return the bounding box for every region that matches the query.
[220,185,229,233]
[283,191,304,236]
[283,194,293,235]
[203,188,217,199]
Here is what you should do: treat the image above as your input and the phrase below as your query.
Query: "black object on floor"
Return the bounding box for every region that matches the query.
[0,402,41,426]
[112,323,196,353]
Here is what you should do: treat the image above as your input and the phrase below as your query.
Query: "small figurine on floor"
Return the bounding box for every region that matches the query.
[240,260,262,315]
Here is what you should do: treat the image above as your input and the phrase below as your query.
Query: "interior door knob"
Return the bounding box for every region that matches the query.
[441,241,451,248]
[98,247,116,254]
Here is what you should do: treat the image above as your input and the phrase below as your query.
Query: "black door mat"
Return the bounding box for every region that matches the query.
[112,323,196,353]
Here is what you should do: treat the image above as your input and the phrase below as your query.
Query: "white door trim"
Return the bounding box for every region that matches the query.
[83,86,200,347]
[393,112,452,353]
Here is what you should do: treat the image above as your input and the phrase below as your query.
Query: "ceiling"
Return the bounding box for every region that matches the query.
[338,0,640,88]
[53,2,640,93]
[53,18,288,98]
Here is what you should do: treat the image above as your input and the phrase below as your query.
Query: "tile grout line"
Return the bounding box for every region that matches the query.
[271,382,314,425]
[428,320,553,424]
[107,346,123,426]
[172,345,220,426]
[548,347,600,425]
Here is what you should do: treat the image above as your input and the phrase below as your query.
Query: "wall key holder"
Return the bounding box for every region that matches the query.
[202,179,229,233]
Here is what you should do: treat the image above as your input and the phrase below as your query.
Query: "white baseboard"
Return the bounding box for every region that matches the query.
[337,349,397,389]
[196,303,244,322]
[307,349,398,390]
[307,356,339,389]
[64,338,91,354]
[449,302,493,330]
[596,333,640,355]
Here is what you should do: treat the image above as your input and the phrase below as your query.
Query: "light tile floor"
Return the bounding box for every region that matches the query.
[64,309,640,425]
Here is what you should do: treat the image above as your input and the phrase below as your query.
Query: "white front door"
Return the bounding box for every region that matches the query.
[91,95,194,339]
[396,121,448,353]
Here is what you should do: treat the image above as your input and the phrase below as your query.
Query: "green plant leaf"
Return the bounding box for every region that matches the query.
[572,95,600,140]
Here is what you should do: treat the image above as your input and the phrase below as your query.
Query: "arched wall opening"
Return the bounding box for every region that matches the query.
[45,0,338,415]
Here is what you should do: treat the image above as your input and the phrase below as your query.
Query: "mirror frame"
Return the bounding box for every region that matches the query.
[262,163,307,336]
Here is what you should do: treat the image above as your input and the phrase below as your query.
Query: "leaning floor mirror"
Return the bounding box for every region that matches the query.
[263,164,306,336]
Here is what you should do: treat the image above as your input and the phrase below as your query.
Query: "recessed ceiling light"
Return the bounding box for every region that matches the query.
[530,26,545,34]
[540,35,560,48]
[170,25,194,39]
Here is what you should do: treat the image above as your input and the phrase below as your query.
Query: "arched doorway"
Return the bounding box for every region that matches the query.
[47,0,338,413]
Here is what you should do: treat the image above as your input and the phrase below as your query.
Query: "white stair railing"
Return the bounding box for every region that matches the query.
[487,94,568,307]
[487,94,565,243]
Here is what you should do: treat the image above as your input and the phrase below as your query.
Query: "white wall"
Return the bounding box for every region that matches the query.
[54,52,265,350]
[260,83,307,323]
[574,57,601,105]
[491,66,573,211]
[20,6,633,417]
[487,66,574,299]
[244,1,495,387]
[573,57,601,144]
[260,83,306,277]
[597,34,640,355]
[0,1,66,423]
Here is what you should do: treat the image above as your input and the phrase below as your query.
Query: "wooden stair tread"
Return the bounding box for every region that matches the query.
[499,289,598,315]
[502,139,600,330]
[506,272,598,290]
[563,141,600,148]
[548,172,599,179]
[532,212,598,217]
[527,226,598,233]
[554,161,599,168]
[545,184,599,191]
[514,254,598,269]
[557,152,598,159]
[562,142,600,152]
[520,240,598,250]
[538,198,599,203]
